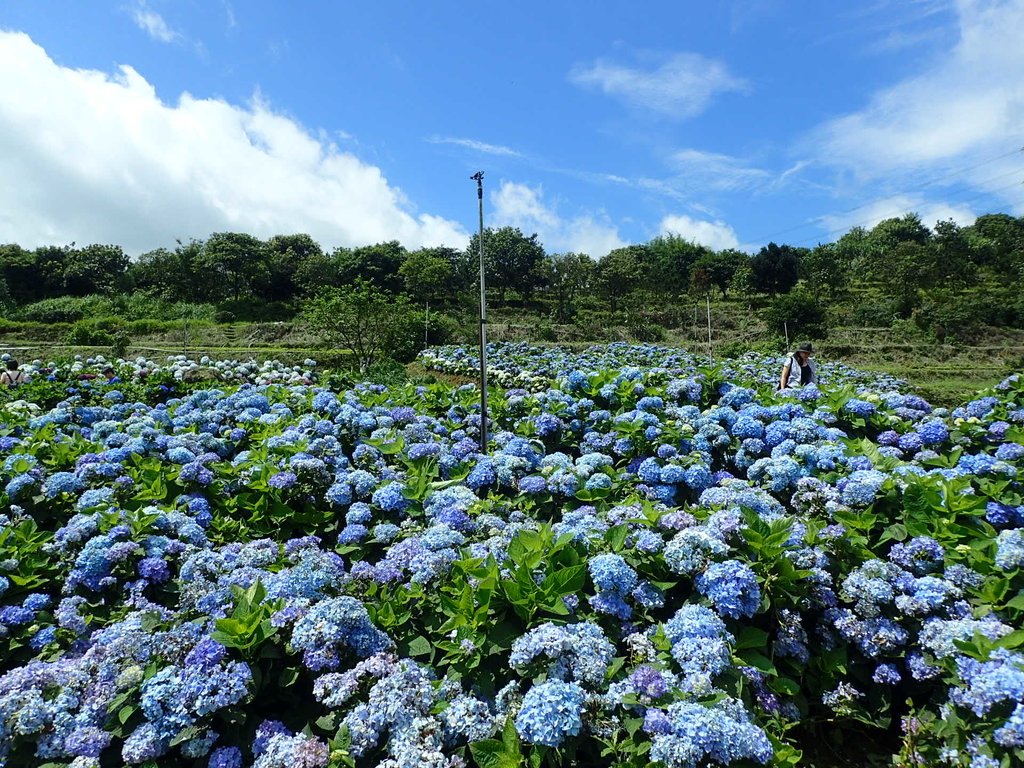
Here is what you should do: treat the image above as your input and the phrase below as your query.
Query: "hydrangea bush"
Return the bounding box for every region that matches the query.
[0,345,1022,767]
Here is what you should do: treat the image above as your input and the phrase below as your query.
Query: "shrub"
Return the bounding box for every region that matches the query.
[17,295,110,323]
[717,339,783,358]
[627,319,666,342]
[216,299,294,322]
[914,290,981,343]
[303,281,418,372]
[110,329,131,358]
[534,321,557,342]
[411,310,460,347]
[761,289,828,340]
[126,319,174,336]
[65,321,114,347]
[848,295,900,327]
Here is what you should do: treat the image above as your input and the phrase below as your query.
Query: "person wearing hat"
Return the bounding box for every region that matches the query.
[779,342,817,390]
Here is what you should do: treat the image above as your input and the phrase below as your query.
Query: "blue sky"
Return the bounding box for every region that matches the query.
[1,0,1022,257]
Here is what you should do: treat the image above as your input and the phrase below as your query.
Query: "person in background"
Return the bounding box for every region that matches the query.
[779,342,817,390]
[102,366,121,384]
[0,359,28,386]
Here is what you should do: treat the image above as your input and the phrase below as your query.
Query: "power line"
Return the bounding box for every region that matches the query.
[785,177,1024,247]
[747,144,1023,245]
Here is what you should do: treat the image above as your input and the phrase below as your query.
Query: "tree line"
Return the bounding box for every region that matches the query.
[1,212,1023,340]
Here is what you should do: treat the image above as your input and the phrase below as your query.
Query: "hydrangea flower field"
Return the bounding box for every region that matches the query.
[1,342,1023,768]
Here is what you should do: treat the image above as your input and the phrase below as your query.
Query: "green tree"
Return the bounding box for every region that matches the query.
[62,244,129,296]
[31,244,73,301]
[0,243,49,304]
[335,241,407,295]
[834,226,877,279]
[750,243,801,295]
[863,213,931,282]
[729,260,755,301]
[466,227,546,304]
[400,247,457,306]
[303,280,417,371]
[196,232,269,301]
[691,250,747,298]
[294,250,344,296]
[128,247,178,299]
[596,246,645,311]
[0,274,12,316]
[762,288,828,339]
[643,235,706,294]
[877,241,928,317]
[967,213,1024,276]
[264,234,324,302]
[869,212,932,249]
[540,252,595,321]
[928,219,978,290]
[801,242,850,298]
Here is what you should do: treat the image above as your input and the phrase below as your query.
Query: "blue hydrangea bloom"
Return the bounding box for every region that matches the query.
[515,680,585,747]
[696,560,761,618]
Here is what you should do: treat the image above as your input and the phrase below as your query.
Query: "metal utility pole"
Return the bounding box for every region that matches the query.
[471,171,489,453]
[706,294,713,362]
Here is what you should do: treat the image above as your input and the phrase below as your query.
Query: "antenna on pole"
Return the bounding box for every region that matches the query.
[471,171,489,453]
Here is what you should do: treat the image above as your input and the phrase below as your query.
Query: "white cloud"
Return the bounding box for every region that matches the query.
[0,31,468,255]
[667,149,770,192]
[819,195,977,239]
[659,214,741,251]
[569,52,747,118]
[130,2,181,44]
[426,136,524,158]
[222,0,237,29]
[490,182,626,258]
[810,0,1024,210]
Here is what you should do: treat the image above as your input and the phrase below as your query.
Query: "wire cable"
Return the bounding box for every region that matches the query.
[747,144,1024,245]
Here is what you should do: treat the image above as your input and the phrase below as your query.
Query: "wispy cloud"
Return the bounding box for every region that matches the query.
[777,159,812,185]
[822,0,955,52]
[568,52,747,119]
[491,181,626,258]
[129,1,181,44]
[222,0,237,29]
[667,149,770,192]
[807,0,1024,218]
[426,136,524,158]
[863,25,947,54]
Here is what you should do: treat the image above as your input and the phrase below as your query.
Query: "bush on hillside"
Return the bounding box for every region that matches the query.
[761,288,828,340]
[65,320,115,347]
[304,281,419,372]
[18,295,110,323]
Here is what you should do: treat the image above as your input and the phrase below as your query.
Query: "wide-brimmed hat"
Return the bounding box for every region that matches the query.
[795,342,813,354]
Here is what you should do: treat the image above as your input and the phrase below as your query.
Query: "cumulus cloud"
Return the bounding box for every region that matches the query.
[0,31,468,255]
[490,181,626,258]
[819,195,977,239]
[809,0,1024,211]
[569,52,747,118]
[659,214,741,251]
[130,1,182,43]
